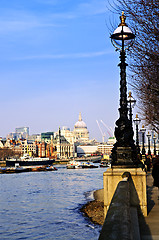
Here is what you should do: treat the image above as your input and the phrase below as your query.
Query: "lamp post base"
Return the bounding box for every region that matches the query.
[111,147,139,167]
[117,147,133,163]
[111,116,139,166]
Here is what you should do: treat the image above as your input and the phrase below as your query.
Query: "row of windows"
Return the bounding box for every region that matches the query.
[22,148,36,150]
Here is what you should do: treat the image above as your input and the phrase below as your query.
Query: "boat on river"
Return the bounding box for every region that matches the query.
[80,162,98,168]
[0,165,58,174]
[100,161,111,168]
[0,166,30,174]
[31,165,58,172]
[6,154,55,167]
[66,160,81,169]
[66,160,98,169]
[45,165,58,171]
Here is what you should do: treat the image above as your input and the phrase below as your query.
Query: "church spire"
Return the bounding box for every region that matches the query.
[58,127,61,137]
[79,112,82,121]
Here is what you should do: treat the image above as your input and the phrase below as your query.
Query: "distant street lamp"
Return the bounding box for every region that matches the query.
[127,91,136,124]
[110,12,139,166]
[146,131,151,156]
[140,125,146,155]
[133,114,141,154]
[153,134,157,156]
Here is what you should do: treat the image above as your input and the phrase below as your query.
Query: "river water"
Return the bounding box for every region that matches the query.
[0,165,106,240]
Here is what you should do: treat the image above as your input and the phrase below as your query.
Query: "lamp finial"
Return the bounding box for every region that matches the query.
[119,11,127,26]
[129,91,132,97]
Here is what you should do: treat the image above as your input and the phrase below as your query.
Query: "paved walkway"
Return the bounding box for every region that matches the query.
[139,172,159,240]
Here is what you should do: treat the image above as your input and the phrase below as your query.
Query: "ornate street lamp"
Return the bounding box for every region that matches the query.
[127,91,136,124]
[140,125,146,155]
[133,114,141,154]
[110,12,139,166]
[153,134,157,156]
[146,131,151,156]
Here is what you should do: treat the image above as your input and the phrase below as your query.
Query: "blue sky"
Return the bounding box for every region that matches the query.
[0,0,136,142]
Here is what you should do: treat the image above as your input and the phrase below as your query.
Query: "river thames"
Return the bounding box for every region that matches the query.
[0,165,106,240]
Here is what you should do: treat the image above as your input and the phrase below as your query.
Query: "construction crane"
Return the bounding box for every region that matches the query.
[100,120,113,137]
[96,120,106,143]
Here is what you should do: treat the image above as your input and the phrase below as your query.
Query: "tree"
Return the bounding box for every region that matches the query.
[112,0,159,132]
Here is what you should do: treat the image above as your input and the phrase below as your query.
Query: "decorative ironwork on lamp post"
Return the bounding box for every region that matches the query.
[153,134,157,156]
[110,12,139,167]
[146,131,151,156]
[140,125,146,155]
[133,114,141,154]
[127,91,136,124]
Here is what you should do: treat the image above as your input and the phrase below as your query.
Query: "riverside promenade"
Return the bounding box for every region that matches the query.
[139,171,159,240]
[89,168,159,240]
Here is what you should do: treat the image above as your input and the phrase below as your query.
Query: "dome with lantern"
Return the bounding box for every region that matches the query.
[74,112,87,129]
[73,112,89,142]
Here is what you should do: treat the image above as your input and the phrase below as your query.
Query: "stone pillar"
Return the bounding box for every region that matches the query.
[103,167,147,217]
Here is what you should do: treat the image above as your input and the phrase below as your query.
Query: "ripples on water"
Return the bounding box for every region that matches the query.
[0,165,107,240]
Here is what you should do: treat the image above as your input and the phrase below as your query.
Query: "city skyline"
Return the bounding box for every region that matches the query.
[0,0,137,142]
[5,113,114,141]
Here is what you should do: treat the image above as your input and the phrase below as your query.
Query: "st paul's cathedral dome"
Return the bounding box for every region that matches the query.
[73,112,89,142]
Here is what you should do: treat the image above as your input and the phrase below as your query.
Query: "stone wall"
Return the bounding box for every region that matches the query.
[99,177,141,240]
[103,168,147,217]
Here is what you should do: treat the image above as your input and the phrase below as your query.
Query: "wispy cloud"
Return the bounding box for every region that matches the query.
[49,0,107,18]
[0,0,107,33]
[35,0,107,15]
[0,20,60,33]
[13,50,113,61]
[76,0,107,16]
[0,9,65,34]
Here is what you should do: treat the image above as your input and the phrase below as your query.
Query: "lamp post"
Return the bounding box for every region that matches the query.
[140,125,146,155]
[110,12,139,166]
[133,114,141,154]
[153,134,157,156]
[146,131,151,156]
[127,91,136,124]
